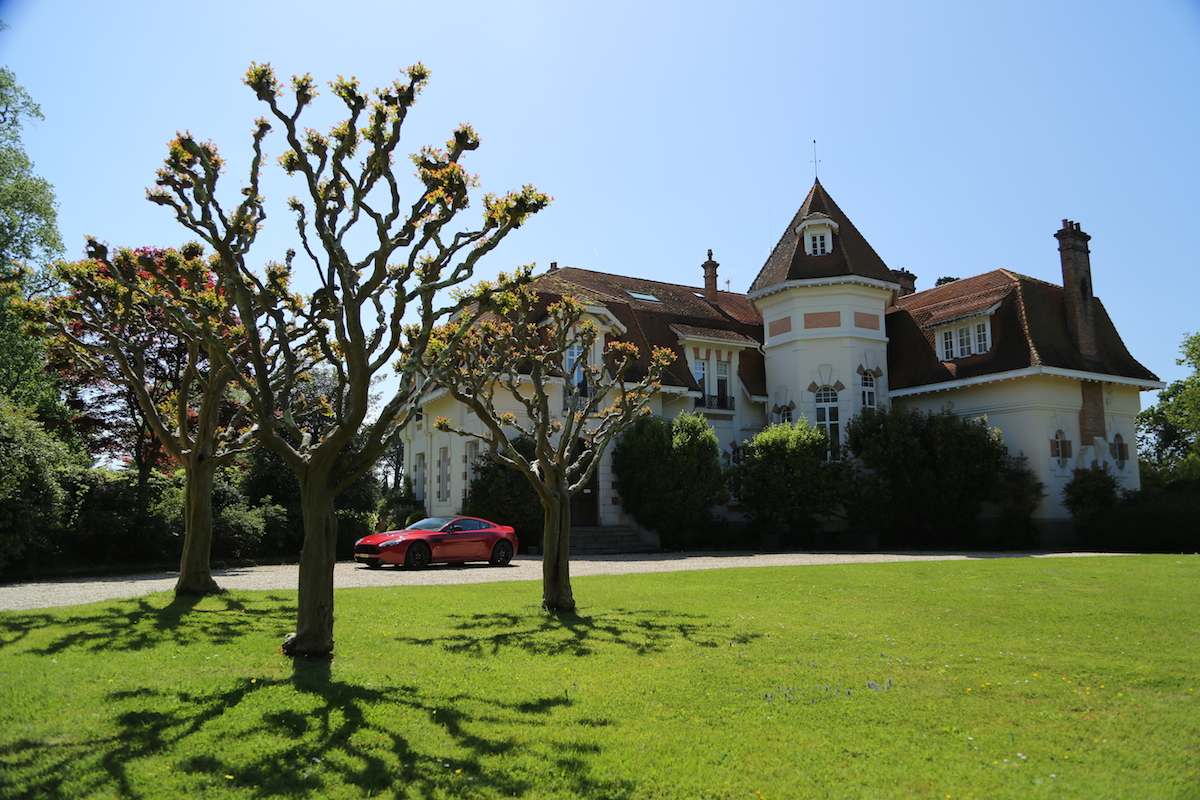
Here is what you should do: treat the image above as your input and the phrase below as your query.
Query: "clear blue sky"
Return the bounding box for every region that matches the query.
[2,0,1198,390]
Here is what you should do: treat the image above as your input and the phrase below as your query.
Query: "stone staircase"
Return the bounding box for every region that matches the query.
[569,526,654,555]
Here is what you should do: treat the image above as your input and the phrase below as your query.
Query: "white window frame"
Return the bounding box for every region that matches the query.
[861,372,876,409]
[814,385,840,458]
[975,321,990,353]
[957,326,973,357]
[438,446,450,502]
[693,359,708,394]
[413,452,427,504]
[939,318,993,360]
[566,343,585,387]
[715,361,730,400]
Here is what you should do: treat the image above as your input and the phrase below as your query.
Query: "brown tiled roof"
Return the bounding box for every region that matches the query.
[528,266,766,394]
[886,269,1159,390]
[670,324,759,344]
[750,179,896,293]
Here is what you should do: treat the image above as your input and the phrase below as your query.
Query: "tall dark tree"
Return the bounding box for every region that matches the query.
[0,64,67,430]
[148,63,547,653]
[0,65,61,273]
[1138,332,1200,477]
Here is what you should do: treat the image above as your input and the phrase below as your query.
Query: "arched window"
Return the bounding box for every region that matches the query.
[1111,433,1128,471]
[1050,430,1072,470]
[861,373,876,409]
[779,406,793,424]
[815,386,840,458]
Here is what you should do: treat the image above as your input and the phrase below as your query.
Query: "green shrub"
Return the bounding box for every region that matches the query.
[60,467,177,566]
[378,477,418,532]
[612,412,728,548]
[730,420,849,547]
[845,405,1028,549]
[1061,466,1121,533]
[1072,472,1200,552]
[462,437,543,550]
[0,396,74,571]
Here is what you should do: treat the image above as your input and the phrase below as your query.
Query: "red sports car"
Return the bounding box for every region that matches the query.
[353,516,518,569]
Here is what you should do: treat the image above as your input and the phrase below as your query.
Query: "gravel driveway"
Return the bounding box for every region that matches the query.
[0,551,1127,612]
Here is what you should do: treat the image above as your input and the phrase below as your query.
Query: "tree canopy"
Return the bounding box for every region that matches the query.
[35,244,255,594]
[145,63,547,654]
[0,66,61,273]
[431,287,672,612]
[1137,332,1200,476]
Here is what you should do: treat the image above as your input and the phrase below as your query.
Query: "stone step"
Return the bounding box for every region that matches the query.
[569,526,654,555]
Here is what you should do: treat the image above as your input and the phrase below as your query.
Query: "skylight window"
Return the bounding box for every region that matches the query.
[627,290,661,302]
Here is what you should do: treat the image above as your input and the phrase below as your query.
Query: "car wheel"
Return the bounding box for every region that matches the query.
[489,540,514,566]
[405,541,432,569]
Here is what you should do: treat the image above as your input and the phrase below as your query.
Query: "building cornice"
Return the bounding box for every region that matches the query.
[748,274,900,305]
[889,366,1166,398]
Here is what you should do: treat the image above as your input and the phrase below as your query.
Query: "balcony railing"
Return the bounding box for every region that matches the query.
[563,382,595,411]
[695,394,735,411]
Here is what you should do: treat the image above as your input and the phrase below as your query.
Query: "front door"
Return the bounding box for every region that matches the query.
[571,469,599,527]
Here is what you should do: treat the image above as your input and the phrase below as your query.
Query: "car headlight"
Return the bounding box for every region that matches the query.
[379,539,406,548]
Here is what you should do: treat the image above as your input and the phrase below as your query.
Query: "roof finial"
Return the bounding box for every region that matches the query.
[812,139,820,182]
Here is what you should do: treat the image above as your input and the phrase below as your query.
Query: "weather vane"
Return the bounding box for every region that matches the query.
[812,140,820,181]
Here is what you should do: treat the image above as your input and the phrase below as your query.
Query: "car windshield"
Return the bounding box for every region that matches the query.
[405,517,455,531]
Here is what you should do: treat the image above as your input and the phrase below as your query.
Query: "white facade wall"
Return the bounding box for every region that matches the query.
[753,279,893,446]
[894,375,1147,520]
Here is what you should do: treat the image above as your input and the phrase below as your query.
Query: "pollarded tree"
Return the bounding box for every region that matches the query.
[148,63,548,654]
[34,244,255,594]
[430,288,672,612]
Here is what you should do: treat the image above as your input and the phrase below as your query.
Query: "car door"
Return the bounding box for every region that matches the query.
[444,518,492,561]
[432,518,476,561]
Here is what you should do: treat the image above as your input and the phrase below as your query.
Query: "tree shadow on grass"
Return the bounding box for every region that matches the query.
[0,656,637,799]
[393,607,751,658]
[0,591,295,656]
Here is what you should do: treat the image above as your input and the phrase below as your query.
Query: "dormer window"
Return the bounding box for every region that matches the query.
[796,215,839,257]
[975,322,989,352]
[957,326,973,357]
[939,318,992,360]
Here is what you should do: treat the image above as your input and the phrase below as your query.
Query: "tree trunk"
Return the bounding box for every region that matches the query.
[541,490,575,612]
[282,469,339,656]
[174,456,221,596]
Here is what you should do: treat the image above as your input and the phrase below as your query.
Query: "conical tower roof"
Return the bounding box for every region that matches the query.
[749,179,895,294]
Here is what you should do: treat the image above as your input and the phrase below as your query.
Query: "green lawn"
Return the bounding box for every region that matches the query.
[1,555,1197,799]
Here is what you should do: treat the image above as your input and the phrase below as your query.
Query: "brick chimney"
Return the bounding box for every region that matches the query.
[891,268,917,297]
[1054,220,1099,361]
[702,250,719,303]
